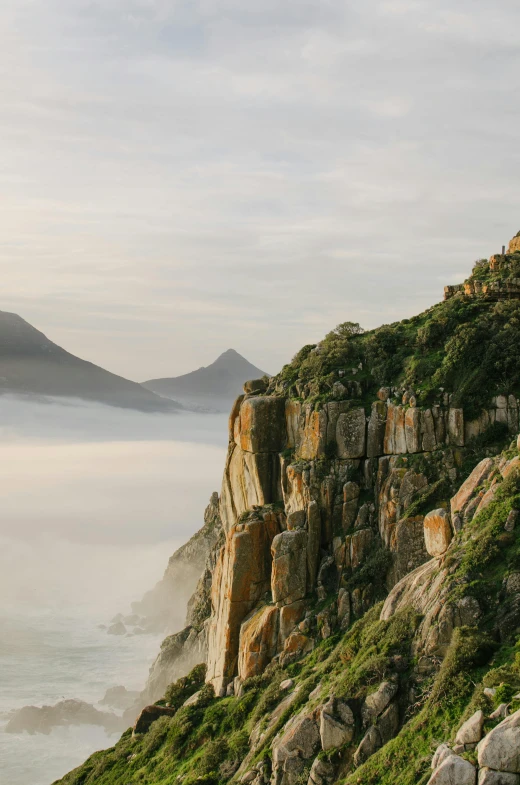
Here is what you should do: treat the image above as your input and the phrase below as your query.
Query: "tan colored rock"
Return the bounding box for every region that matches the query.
[367,401,387,458]
[508,234,520,254]
[354,726,381,766]
[384,404,407,454]
[478,768,519,784]
[336,407,366,459]
[451,458,495,517]
[308,757,336,785]
[282,463,310,517]
[361,680,398,726]
[477,709,520,774]
[237,396,286,453]
[455,710,485,746]
[306,500,321,588]
[221,443,282,532]
[271,530,307,605]
[279,601,306,647]
[238,605,279,680]
[300,406,327,460]
[424,509,453,557]
[285,400,302,450]
[337,588,351,628]
[405,407,422,453]
[421,409,437,452]
[388,515,428,587]
[432,744,455,770]
[280,632,314,666]
[287,510,306,530]
[448,408,465,447]
[502,456,520,479]
[244,378,268,394]
[349,529,373,570]
[272,710,321,785]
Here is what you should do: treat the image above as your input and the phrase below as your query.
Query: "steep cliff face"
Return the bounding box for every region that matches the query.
[55,232,520,785]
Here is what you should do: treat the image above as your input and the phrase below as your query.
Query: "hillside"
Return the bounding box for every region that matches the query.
[142,349,268,412]
[55,232,520,785]
[0,311,181,412]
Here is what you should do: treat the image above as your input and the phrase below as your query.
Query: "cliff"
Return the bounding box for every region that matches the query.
[54,232,520,785]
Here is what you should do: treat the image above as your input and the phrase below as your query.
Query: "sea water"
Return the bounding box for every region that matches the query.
[0,396,228,785]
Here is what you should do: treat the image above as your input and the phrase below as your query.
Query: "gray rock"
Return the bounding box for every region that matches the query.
[432,744,455,770]
[505,510,519,532]
[361,680,399,726]
[319,697,354,750]
[307,757,336,785]
[478,709,520,774]
[336,408,366,459]
[272,710,321,785]
[427,755,476,785]
[280,679,294,692]
[478,769,520,785]
[490,705,509,721]
[354,726,381,766]
[107,621,126,636]
[378,700,399,745]
[133,704,176,736]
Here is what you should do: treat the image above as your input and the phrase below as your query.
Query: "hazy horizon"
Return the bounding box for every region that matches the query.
[2,1,520,381]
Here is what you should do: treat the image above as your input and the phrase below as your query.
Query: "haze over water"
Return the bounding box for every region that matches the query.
[0,395,228,785]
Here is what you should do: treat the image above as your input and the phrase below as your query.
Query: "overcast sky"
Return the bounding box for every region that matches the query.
[1,0,519,380]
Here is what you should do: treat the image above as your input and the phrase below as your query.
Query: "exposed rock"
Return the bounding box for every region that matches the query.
[99,686,140,710]
[428,755,476,785]
[478,768,520,784]
[272,530,308,605]
[354,726,382,766]
[133,704,176,736]
[477,709,520,774]
[455,710,485,747]
[237,396,286,454]
[490,704,509,721]
[272,710,321,785]
[337,588,351,629]
[319,697,354,750]
[424,509,453,557]
[378,700,399,745]
[238,605,279,680]
[432,744,455,770]
[306,500,321,587]
[361,680,399,726]
[244,379,268,394]
[308,757,336,785]
[451,458,494,518]
[280,679,294,692]
[336,408,366,459]
[183,690,202,707]
[367,401,387,458]
[279,601,306,648]
[6,700,122,735]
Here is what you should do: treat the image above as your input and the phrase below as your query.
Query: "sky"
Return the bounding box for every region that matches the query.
[1,0,520,381]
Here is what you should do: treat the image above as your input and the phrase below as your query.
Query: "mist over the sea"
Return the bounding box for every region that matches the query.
[0,394,228,785]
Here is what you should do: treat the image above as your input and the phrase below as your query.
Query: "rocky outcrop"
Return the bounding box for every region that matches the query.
[5,700,122,735]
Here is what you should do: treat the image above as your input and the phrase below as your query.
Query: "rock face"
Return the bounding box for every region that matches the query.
[319,697,354,750]
[272,710,321,785]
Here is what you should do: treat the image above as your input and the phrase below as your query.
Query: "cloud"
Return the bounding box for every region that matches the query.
[1,0,519,379]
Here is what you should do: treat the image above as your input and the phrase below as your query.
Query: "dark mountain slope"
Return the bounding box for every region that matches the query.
[142,348,268,411]
[0,310,180,412]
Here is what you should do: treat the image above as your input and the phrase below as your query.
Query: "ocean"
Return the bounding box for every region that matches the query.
[0,396,228,785]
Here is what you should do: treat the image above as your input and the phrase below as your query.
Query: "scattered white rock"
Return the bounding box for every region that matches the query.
[432,744,455,770]
[428,755,477,785]
[478,709,520,774]
[280,679,294,692]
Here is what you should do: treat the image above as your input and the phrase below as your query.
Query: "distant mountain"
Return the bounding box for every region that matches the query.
[142,349,269,412]
[0,310,180,412]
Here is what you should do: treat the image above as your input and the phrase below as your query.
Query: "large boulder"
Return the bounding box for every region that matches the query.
[307,757,336,785]
[477,709,520,774]
[237,396,286,453]
[424,509,453,557]
[451,458,494,518]
[133,704,176,736]
[318,697,354,750]
[353,726,381,766]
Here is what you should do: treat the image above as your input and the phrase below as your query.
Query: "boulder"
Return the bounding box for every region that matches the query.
[244,378,268,394]
[432,744,455,770]
[133,704,176,735]
[237,396,286,453]
[428,755,476,785]
[271,530,308,605]
[424,509,453,557]
[353,726,382,766]
[490,704,509,721]
[336,408,366,459]
[477,709,520,774]
[272,710,321,785]
[308,757,336,785]
[361,680,399,726]
[478,769,520,784]
[319,697,354,750]
[378,700,399,745]
[455,710,485,747]
[107,621,126,636]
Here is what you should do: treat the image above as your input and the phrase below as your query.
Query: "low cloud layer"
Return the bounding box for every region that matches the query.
[1,0,519,378]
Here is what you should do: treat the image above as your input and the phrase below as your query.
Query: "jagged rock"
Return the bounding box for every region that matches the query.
[388,515,429,587]
[336,408,366,459]
[477,709,520,774]
[378,700,399,744]
[99,686,140,710]
[367,401,387,457]
[478,768,520,784]
[354,726,382,766]
[107,621,126,635]
[272,530,308,605]
[319,697,354,750]
[361,680,399,726]
[272,709,321,785]
[424,509,453,557]
[237,396,286,453]
[279,602,306,648]
[455,710,485,746]
[337,588,351,629]
[308,757,336,785]
[238,605,279,680]
[427,755,476,785]
[244,378,268,394]
[279,632,314,667]
[133,705,176,736]
[307,500,321,587]
[432,744,455,770]
[490,704,509,721]
[451,458,494,517]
